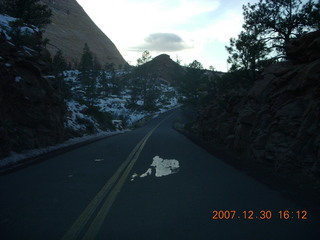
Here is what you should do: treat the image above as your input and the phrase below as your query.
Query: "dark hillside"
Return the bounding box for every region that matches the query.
[141,54,185,85]
[0,27,66,158]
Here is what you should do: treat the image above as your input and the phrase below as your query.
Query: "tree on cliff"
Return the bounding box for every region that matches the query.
[303,0,320,30]
[226,29,272,81]
[242,0,319,56]
[226,0,320,78]
[2,0,52,28]
[136,50,152,66]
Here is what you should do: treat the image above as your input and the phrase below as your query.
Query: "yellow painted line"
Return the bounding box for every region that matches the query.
[61,135,148,240]
[62,112,175,240]
[81,130,154,240]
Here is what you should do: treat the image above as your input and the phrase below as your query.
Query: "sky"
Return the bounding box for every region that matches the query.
[76,0,259,72]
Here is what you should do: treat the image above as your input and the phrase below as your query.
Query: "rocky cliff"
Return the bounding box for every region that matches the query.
[40,0,127,68]
[192,31,320,188]
[0,29,66,158]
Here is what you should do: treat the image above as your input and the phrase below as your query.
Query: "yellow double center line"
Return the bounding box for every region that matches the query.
[62,112,175,240]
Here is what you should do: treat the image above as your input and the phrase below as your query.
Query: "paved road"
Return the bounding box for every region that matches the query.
[0,108,319,240]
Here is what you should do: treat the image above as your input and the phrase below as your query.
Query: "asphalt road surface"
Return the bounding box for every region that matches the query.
[0,108,319,240]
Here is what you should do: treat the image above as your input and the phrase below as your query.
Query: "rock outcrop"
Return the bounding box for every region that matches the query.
[193,31,320,180]
[142,54,185,85]
[40,0,127,68]
[0,30,66,158]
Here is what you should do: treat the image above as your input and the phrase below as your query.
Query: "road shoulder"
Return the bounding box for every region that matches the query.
[173,105,320,219]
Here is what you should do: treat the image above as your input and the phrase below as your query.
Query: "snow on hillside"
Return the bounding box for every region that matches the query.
[0,69,181,169]
[63,70,181,133]
[65,100,100,132]
[0,14,181,168]
[0,14,38,40]
[0,14,16,28]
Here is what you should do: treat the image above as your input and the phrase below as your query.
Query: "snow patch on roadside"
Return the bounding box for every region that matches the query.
[151,156,180,177]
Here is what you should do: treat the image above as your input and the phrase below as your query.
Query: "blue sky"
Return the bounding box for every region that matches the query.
[76,0,259,71]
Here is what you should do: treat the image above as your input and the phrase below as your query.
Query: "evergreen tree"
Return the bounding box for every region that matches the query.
[242,0,319,57]
[52,50,72,99]
[136,50,152,66]
[2,0,52,28]
[132,51,161,111]
[53,50,68,75]
[142,73,160,111]
[180,60,204,103]
[127,77,143,109]
[91,55,101,94]
[80,43,93,71]
[93,55,101,72]
[106,63,120,95]
[78,43,96,104]
[303,0,320,30]
[226,29,272,81]
[225,0,320,82]
[99,70,109,97]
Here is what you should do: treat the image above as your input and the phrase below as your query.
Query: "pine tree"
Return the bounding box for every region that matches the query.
[80,43,93,71]
[53,50,72,99]
[78,43,96,104]
[136,50,152,66]
[226,29,272,81]
[225,0,320,83]
[106,63,121,95]
[2,0,52,28]
[53,50,67,75]
[143,73,160,111]
[242,0,319,57]
[131,51,161,111]
[99,70,109,97]
[180,60,204,103]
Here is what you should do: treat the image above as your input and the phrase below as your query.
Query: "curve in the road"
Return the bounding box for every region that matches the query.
[62,112,175,240]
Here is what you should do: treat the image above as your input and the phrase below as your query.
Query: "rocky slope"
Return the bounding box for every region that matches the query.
[40,0,127,68]
[0,24,66,158]
[142,54,185,85]
[192,30,320,189]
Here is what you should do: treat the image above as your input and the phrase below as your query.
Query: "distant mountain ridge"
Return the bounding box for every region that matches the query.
[40,0,127,68]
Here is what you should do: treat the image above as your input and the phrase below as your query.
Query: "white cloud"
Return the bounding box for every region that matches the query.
[130,32,192,52]
[76,0,252,71]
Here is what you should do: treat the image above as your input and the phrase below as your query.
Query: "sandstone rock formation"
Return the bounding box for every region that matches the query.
[0,30,66,158]
[193,31,320,181]
[40,0,127,68]
[142,54,185,85]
